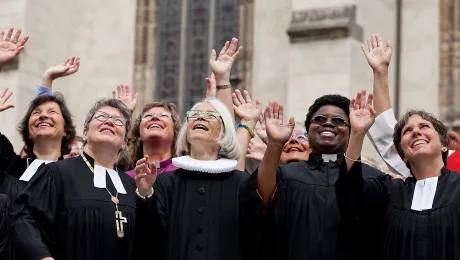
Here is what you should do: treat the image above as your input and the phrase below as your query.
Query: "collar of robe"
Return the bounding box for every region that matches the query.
[172,155,237,174]
[308,152,343,169]
[81,153,127,194]
[408,166,448,211]
[19,158,56,181]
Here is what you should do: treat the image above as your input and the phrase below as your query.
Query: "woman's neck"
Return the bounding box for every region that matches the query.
[84,144,119,169]
[410,156,445,180]
[143,138,173,163]
[189,142,220,161]
[33,139,62,160]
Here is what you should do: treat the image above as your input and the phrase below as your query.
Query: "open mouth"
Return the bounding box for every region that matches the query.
[318,130,337,137]
[147,123,163,129]
[286,147,304,153]
[193,123,209,131]
[411,139,428,148]
[99,127,115,135]
[36,121,53,128]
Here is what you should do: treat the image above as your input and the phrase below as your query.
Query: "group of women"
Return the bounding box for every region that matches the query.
[0,27,459,260]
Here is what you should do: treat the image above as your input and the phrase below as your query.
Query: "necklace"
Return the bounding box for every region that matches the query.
[81,153,127,238]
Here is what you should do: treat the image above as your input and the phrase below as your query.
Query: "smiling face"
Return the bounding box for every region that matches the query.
[28,101,66,141]
[186,102,222,146]
[280,128,311,164]
[307,105,349,154]
[83,106,127,150]
[400,115,446,162]
[139,106,175,144]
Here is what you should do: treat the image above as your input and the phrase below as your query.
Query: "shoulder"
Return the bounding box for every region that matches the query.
[361,163,385,178]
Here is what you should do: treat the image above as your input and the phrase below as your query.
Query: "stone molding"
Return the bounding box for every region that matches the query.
[287,5,363,43]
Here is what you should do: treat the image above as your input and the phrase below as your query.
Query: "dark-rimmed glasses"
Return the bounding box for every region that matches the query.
[93,111,126,126]
[311,115,348,127]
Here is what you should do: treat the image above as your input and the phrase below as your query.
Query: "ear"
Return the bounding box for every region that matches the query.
[83,128,88,139]
[442,147,448,152]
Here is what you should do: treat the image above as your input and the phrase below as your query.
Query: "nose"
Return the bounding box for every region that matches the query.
[288,138,299,144]
[104,119,116,126]
[38,114,50,120]
[196,114,206,121]
[321,120,334,127]
[411,128,422,138]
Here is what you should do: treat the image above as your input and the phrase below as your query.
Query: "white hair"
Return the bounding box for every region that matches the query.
[176,98,240,160]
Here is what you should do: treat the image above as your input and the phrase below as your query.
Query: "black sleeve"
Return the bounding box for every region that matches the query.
[0,194,10,259]
[0,134,20,174]
[10,163,63,259]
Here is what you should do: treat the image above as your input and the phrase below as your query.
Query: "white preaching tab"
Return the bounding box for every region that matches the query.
[411,176,438,211]
[93,165,127,194]
[322,154,338,162]
[19,159,55,181]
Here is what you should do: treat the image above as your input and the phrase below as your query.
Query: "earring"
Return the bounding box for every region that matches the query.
[442,147,448,152]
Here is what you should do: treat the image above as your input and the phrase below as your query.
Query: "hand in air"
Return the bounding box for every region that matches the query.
[264,101,295,146]
[0,88,14,112]
[209,38,242,82]
[44,57,80,80]
[134,155,157,196]
[232,89,261,128]
[112,85,138,111]
[361,33,392,73]
[349,90,377,135]
[246,139,267,162]
[255,113,268,144]
[0,28,29,68]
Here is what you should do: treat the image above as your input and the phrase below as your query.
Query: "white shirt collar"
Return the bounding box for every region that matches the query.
[19,159,55,182]
[93,165,127,194]
[322,154,337,162]
[172,156,237,174]
[411,176,438,211]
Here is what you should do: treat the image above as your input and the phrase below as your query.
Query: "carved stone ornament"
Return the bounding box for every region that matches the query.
[287,5,363,43]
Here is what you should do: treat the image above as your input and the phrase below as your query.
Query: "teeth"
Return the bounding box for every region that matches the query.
[149,124,161,129]
[413,140,427,147]
[288,148,301,152]
[194,124,208,130]
[320,131,335,137]
[38,123,51,127]
[102,129,112,133]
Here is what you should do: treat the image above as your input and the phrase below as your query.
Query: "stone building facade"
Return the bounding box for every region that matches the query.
[0,0,445,167]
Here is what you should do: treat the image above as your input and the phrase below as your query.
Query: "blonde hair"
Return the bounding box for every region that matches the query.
[176,98,240,160]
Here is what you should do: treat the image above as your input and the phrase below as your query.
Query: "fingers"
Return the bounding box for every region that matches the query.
[232,92,242,106]
[219,41,229,57]
[267,102,274,119]
[1,89,13,102]
[371,34,378,49]
[235,89,246,105]
[5,28,13,42]
[123,85,129,97]
[359,90,366,109]
[258,113,264,124]
[367,38,372,52]
[0,31,4,41]
[117,85,122,98]
[227,38,238,56]
[288,117,295,129]
[233,46,243,60]
[11,29,21,44]
[273,101,280,120]
[0,88,8,98]
[16,35,29,47]
[243,90,252,104]
[376,33,383,48]
[255,98,262,111]
[278,104,284,122]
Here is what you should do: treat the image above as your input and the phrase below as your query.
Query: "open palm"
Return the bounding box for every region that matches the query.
[233,89,261,126]
[350,90,376,134]
[134,156,157,195]
[45,57,80,80]
[0,88,14,112]
[0,28,29,67]
[362,33,392,71]
[209,38,242,77]
[264,101,295,145]
[255,113,268,143]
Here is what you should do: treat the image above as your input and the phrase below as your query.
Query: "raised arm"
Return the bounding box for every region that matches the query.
[112,84,139,113]
[209,38,242,119]
[0,28,29,72]
[232,89,261,171]
[40,56,80,91]
[257,102,294,205]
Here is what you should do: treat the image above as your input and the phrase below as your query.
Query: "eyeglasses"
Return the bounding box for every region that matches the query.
[186,110,221,121]
[290,132,308,143]
[141,112,172,121]
[93,111,126,126]
[311,115,349,127]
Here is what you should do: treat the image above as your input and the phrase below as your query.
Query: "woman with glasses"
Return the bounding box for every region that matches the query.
[127,101,180,178]
[134,96,261,260]
[241,95,383,260]
[10,99,155,260]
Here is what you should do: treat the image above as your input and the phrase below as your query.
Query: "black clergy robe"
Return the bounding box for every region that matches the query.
[338,161,460,260]
[10,154,139,260]
[0,194,9,260]
[0,134,28,202]
[136,168,255,260]
[239,152,383,260]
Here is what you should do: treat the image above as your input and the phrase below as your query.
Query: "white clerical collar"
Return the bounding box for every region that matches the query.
[93,165,127,194]
[172,156,237,174]
[322,154,337,162]
[20,159,55,181]
[411,176,438,211]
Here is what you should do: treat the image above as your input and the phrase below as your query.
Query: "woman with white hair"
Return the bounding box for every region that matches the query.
[134,96,261,260]
[10,99,155,260]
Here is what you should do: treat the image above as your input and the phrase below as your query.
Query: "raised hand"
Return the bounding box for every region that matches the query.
[43,57,80,81]
[0,28,29,69]
[209,38,242,84]
[350,90,376,134]
[205,72,217,98]
[232,89,261,128]
[112,85,138,111]
[255,113,268,144]
[247,139,267,162]
[0,88,14,112]
[264,101,295,146]
[361,33,392,72]
[134,155,157,196]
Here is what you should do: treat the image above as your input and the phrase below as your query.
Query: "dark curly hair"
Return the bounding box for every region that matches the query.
[129,101,180,167]
[304,94,351,132]
[393,110,450,164]
[17,93,76,158]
